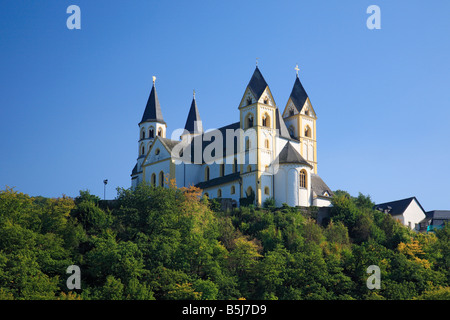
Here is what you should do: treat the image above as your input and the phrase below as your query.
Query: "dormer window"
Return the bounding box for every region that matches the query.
[149,128,155,138]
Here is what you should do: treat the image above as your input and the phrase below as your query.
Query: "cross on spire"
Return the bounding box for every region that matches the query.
[152,76,156,85]
[256,57,259,66]
[294,64,300,77]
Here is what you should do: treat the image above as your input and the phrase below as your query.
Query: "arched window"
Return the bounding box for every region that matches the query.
[264,139,270,149]
[141,130,145,140]
[245,138,251,151]
[233,158,238,173]
[288,126,295,137]
[157,128,163,137]
[205,166,210,181]
[246,114,254,128]
[231,185,236,194]
[220,163,225,177]
[155,148,160,155]
[159,171,164,187]
[246,186,253,197]
[289,108,295,117]
[299,170,307,189]
[263,97,269,105]
[304,126,311,138]
[217,189,222,198]
[262,114,270,127]
[264,186,270,195]
[141,144,145,155]
[246,97,252,106]
[151,173,156,186]
[149,128,155,138]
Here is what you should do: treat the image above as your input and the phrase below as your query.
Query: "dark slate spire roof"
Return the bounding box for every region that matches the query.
[289,75,309,112]
[276,142,312,167]
[140,83,165,124]
[247,66,269,100]
[275,108,292,139]
[184,96,203,134]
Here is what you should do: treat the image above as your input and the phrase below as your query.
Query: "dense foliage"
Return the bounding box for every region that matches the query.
[0,184,449,300]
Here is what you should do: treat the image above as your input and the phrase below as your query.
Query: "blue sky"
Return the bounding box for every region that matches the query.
[1,1,449,210]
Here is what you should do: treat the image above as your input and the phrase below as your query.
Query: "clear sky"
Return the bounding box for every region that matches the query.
[1,0,449,210]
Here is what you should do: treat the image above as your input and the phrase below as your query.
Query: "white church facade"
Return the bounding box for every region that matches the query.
[131,66,333,208]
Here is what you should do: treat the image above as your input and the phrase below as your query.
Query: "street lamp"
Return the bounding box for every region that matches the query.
[103,179,108,200]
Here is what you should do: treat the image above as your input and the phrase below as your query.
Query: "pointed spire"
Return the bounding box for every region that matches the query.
[140,77,165,124]
[288,72,309,113]
[184,94,203,134]
[275,108,291,139]
[247,66,269,101]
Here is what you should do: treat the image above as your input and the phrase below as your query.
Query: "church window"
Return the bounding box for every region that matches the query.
[217,189,222,198]
[264,186,270,195]
[246,97,252,106]
[151,173,156,186]
[305,109,310,116]
[304,126,312,138]
[149,128,155,138]
[246,114,254,128]
[264,97,269,105]
[245,138,250,151]
[157,128,163,137]
[220,163,225,177]
[141,145,145,155]
[289,108,295,117]
[264,139,269,149]
[233,158,238,173]
[159,171,165,187]
[231,185,236,194]
[205,166,210,181]
[155,148,160,155]
[246,186,253,197]
[299,170,307,189]
[288,126,295,137]
[141,130,145,139]
[262,114,270,127]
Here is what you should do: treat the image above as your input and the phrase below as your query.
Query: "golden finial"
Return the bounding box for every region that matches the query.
[294,64,300,77]
[256,57,259,66]
[152,76,156,85]
[193,89,196,98]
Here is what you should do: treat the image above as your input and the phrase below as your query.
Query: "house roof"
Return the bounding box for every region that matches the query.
[311,174,333,198]
[195,172,241,190]
[247,66,269,101]
[275,142,312,167]
[140,84,165,124]
[289,75,309,113]
[184,97,203,134]
[374,197,426,216]
[425,210,450,220]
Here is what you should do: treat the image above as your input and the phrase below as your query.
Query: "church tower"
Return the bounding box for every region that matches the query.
[131,76,167,187]
[238,66,278,206]
[182,91,203,141]
[282,67,318,173]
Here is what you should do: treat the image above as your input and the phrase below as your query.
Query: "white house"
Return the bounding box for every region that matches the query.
[375,197,426,230]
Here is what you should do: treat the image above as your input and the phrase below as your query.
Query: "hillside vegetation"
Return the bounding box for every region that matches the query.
[0,183,449,300]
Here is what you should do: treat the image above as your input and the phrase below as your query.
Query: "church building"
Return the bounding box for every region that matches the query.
[131,66,333,208]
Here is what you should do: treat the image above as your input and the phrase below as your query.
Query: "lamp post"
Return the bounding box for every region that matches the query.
[103,179,108,201]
